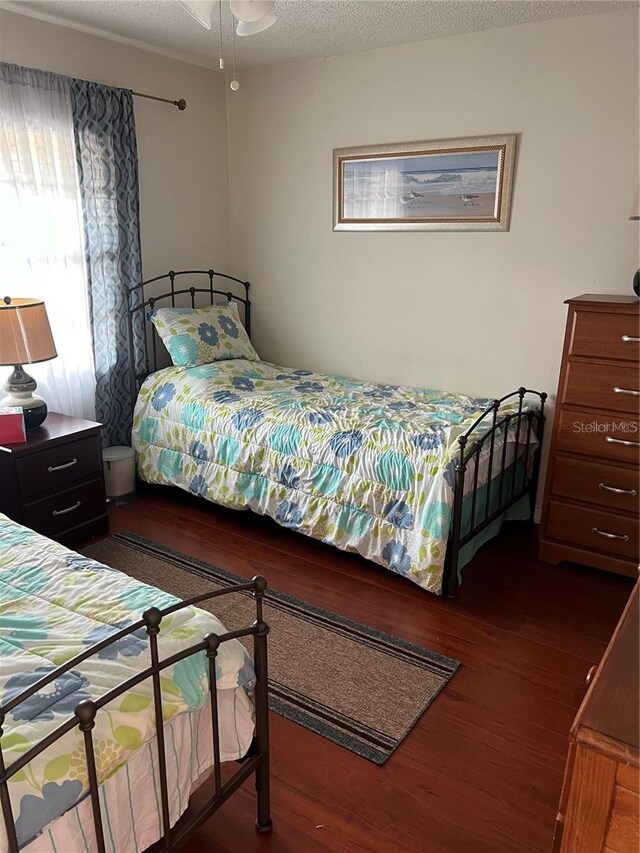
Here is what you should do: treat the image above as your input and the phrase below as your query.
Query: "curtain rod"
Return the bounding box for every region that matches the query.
[131,90,187,111]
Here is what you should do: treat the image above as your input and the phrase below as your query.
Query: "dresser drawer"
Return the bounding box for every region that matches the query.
[557,410,640,465]
[570,310,640,363]
[545,499,639,561]
[617,763,639,795]
[17,435,102,500]
[22,478,107,538]
[603,782,640,853]
[551,456,639,514]
[563,361,640,415]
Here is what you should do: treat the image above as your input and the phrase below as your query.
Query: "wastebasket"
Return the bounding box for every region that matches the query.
[103,446,136,504]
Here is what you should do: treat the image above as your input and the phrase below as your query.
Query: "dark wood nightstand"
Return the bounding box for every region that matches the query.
[0,412,109,545]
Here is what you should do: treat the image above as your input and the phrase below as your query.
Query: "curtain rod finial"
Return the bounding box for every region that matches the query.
[177,99,187,111]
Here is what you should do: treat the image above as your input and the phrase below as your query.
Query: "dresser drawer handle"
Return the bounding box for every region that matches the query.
[48,458,78,473]
[585,665,596,685]
[621,335,640,343]
[52,500,81,517]
[599,482,637,496]
[613,386,640,397]
[592,527,629,542]
[606,436,640,448]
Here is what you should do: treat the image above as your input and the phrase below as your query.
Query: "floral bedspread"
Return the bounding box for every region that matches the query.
[0,515,254,849]
[132,359,517,595]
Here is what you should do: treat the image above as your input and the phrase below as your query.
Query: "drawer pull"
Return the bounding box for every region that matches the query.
[621,335,640,343]
[52,500,81,517]
[606,436,640,448]
[586,665,596,685]
[598,482,637,496]
[592,526,629,542]
[48,458,78,473]
[613,386,640,396]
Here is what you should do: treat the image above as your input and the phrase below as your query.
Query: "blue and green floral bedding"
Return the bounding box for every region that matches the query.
[133,359,537,595]
[0,515,254,850]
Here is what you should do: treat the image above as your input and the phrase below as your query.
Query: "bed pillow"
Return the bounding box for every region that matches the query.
[150,302,259,367]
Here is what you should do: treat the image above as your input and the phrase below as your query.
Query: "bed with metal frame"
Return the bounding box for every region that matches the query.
[0,573,272,853]
[125,269,547,599]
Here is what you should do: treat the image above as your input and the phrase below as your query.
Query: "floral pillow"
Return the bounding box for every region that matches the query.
[150,302,259,367]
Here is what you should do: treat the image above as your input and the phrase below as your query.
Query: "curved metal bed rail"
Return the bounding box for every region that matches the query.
[0,575,272,853]
[443,387,547,599]
[125,269,252,408]
[129,269,250,291]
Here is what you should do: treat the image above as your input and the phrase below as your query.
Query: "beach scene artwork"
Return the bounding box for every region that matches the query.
[341,148,502,222]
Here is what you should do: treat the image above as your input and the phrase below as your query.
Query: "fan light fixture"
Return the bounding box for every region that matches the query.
[236,12,276,35]
[229,0,275,22]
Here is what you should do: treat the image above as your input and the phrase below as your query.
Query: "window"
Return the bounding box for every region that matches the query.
[0,73,96,418]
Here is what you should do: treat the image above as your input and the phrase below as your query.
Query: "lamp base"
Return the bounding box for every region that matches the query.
[2,365,48,430]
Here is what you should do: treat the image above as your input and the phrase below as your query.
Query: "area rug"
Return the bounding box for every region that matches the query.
[83,532,459,765]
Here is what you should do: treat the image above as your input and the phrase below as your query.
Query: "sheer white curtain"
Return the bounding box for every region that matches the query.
[0,65,95,419]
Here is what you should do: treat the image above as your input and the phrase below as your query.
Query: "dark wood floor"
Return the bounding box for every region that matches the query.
[109,488,633,853]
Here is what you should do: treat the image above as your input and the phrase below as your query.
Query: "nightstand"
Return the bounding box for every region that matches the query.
[0,412,109,545]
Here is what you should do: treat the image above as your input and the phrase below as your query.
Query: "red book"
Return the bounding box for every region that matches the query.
[0,407,27,444]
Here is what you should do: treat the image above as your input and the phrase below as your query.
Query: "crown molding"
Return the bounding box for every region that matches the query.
[0,1,218,71]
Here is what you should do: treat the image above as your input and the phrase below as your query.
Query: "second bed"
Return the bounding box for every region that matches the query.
[128,271,545,598]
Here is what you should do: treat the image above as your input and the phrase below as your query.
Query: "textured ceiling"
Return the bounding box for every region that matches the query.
[2,0,634,70]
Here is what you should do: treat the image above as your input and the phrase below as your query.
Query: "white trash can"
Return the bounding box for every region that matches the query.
[103,446,136,504]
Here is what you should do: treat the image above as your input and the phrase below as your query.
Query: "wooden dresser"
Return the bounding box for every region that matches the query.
[539,295,639,577]
[0,412,109,545]
[553,582,639,852]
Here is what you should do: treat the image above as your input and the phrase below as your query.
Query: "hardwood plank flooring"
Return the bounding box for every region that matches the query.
[108,487,633,853]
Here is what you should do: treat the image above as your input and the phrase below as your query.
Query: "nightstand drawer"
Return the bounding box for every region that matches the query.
[551,456,639,513]
[569,310,640,363]
[23,478,107,538]
[545,499,639,561]
[556,410,640,464]
[563,361,640,414]
[17,435,101,500]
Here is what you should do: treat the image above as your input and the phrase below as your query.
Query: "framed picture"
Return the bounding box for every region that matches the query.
[333,134,516,232]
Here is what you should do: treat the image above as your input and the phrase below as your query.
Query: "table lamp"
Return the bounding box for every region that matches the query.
[630,185,639,297]
[0,297,58,429]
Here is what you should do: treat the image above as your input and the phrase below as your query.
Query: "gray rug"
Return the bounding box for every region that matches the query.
[83,532,459,765]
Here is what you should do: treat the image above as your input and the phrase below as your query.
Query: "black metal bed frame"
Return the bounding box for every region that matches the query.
[0,576,272,852]
[125,269,546,600]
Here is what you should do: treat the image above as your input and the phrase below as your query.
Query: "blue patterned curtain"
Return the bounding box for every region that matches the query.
[70,80,145,447]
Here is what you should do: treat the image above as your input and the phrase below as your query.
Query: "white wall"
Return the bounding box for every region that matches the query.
[226,9,639,406]
[0,9,230,278]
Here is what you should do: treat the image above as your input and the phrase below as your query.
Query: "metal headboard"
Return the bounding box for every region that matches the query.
[125,268,251,406]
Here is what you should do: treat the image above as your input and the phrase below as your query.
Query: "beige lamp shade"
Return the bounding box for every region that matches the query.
[0,298,57,366]
[630,185,640,221]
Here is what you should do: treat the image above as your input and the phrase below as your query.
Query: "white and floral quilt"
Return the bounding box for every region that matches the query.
[133,359,537,595]
[0,515,254,850]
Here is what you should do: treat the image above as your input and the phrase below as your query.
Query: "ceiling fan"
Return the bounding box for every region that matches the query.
[178,1,277,36]
[178,0,276,90]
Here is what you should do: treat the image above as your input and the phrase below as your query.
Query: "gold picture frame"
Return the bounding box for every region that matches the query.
[333,134,517,232]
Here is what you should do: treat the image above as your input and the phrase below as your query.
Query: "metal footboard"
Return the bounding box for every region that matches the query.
[443,387,547,598]
[0,576,271,852]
